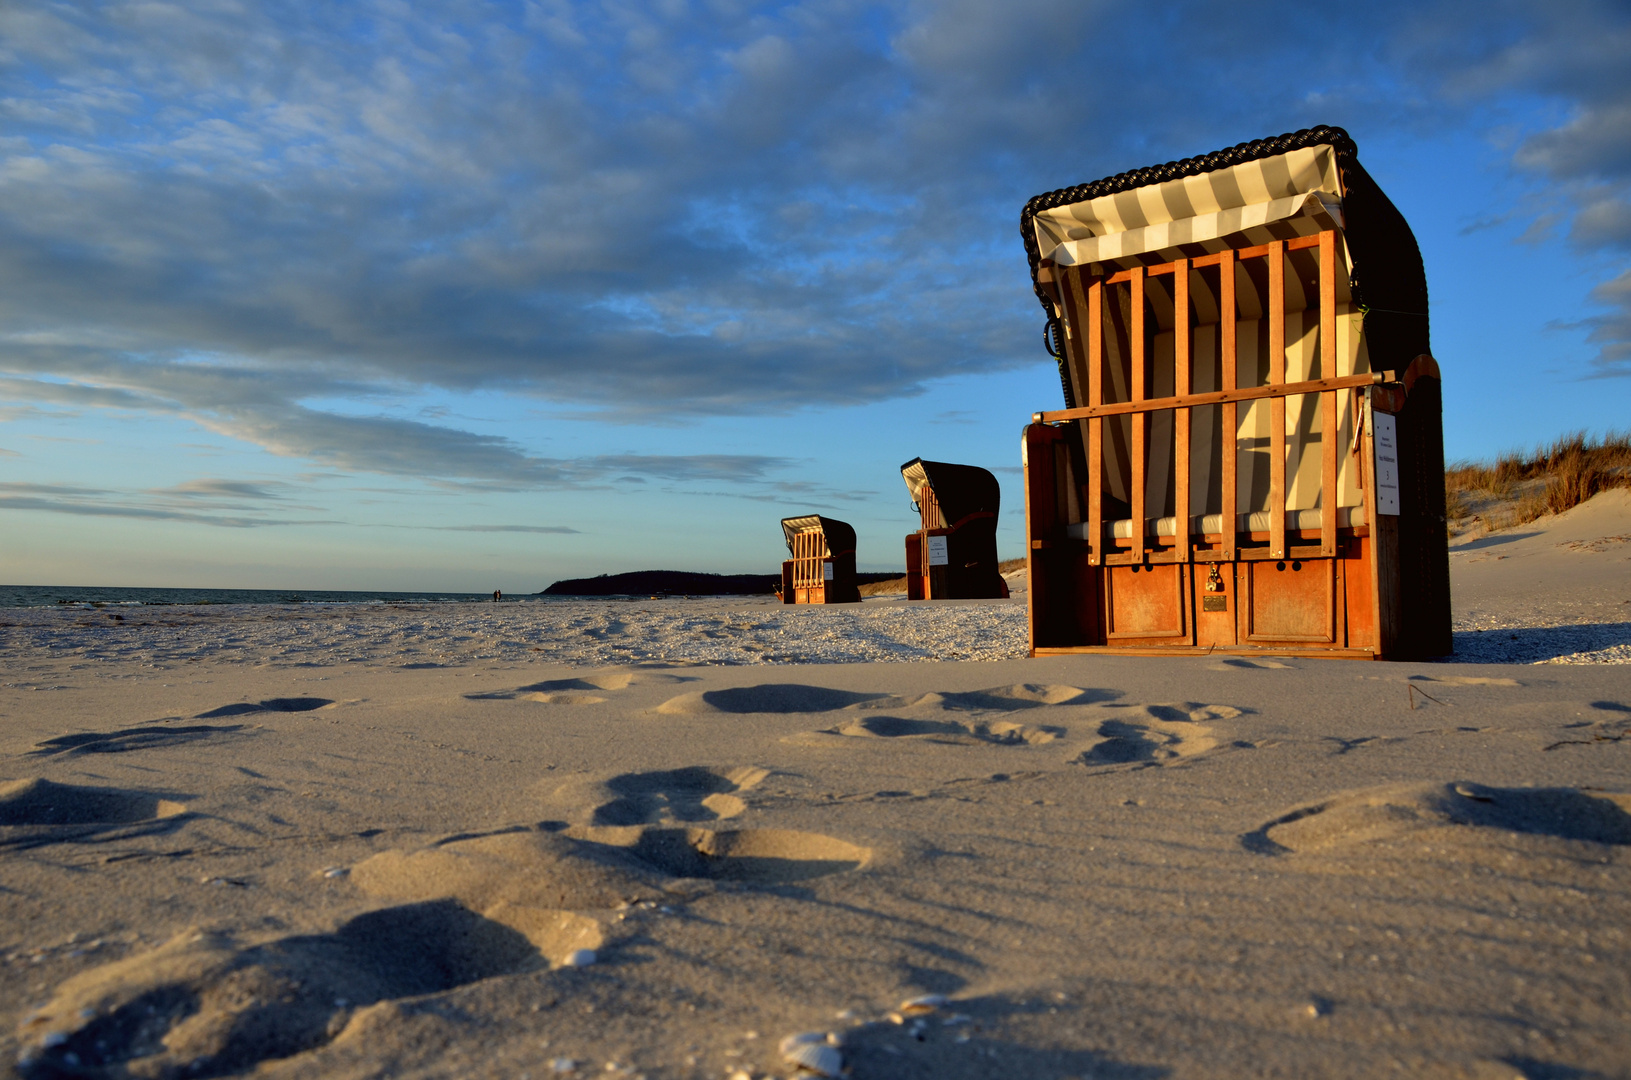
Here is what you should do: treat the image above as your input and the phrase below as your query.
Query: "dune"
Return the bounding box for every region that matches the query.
[2,493,1629,1078]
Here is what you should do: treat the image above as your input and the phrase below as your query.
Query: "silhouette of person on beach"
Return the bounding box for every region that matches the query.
[493,589,502,602]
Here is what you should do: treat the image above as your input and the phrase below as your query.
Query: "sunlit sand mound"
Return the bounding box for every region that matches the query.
[15,904,540,1079]
[1246,781,1631,854]
[350,830,665,912]
[573,825,871,884]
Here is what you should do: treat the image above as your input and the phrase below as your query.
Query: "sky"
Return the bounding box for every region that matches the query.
[1,0,1628,592]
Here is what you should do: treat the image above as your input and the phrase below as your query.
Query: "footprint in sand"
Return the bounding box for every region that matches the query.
[15,900,539,1079]
[1242,781,1631,855]
[350,822,866,951]
[766,683,1108,747]
[195,697,334,718]
[588,765,771,825]
[826,715,1061,746]
[1210,658,1293,670]
[28,724,249,757]
[836,716,970,740]
[0,778,191,850]
[656,684,885,715]
[469,670,694,705]
[1072,703,1243,766]
[851,683,1112,713]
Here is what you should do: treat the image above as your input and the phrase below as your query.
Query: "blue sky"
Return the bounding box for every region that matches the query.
[1,0,1627,591]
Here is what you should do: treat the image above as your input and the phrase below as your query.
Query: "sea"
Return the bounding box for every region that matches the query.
[0,585,529,608]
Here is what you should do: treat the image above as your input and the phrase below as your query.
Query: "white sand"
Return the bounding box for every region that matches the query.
[1451,487,1631,664]
[2,492,1630,1079]
[0,596,1027,670]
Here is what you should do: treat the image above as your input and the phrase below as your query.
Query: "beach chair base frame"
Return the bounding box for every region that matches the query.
[1022,370,1447,661]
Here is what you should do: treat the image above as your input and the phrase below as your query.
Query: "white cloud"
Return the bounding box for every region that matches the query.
[1,0,1627,492]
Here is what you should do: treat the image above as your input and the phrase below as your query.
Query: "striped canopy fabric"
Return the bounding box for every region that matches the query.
[780,515,856,557]
[1032,144,1343,273]
[899,458,1002,528]
[1019,125,1430,414]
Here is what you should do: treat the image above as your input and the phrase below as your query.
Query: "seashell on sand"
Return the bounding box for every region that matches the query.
[897,993,947,1015]
[778,1031,839,1055]
[782,1039,843,1078]
[562,948,597,968]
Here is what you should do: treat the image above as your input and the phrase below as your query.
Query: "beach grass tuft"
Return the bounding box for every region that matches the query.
[1446,430,1631,533]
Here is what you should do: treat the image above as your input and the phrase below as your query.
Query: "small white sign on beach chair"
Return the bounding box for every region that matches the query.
[926,535,949,566]
[1373,411,1400,516]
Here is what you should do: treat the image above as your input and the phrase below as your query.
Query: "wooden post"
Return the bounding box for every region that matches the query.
[1130,265,1146,564]
[1173,259,1191,563]
[1087,276,1104,568]
[1363,391,1400,657]
[1268,240,1286,560]
[1319,229,1339,558]
[1220,251,1237,562]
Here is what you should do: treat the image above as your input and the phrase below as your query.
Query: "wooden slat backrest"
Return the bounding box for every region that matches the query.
[1173,257,1191,563]
[1059,263,1098,565]
[793,530,827,588]
[1129,264,1146,565]
[1049,229,1360,565]
[1220,249,1238,561]
[1095,232,1323,283]
[1319,229,1339,557]
[1088,277,1105,566]
[1036,372,1386,420]
[1268,239,1287,561]
[919,484,944,532]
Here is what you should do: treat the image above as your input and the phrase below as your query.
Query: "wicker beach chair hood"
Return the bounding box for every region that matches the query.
[780,515,857,557]
[1021,125,1429,407]
[899,459,1002,528]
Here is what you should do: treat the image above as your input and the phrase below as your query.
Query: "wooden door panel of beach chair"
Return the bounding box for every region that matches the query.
[1018,127,1449,660]
[903,533,925,600]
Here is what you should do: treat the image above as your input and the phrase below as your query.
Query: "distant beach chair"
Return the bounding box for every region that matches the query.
[1018,125,1448,660]
[900,458,1009,600]
[779,516,861,604]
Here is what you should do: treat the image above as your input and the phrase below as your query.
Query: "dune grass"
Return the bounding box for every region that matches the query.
[1447,430,1631,532]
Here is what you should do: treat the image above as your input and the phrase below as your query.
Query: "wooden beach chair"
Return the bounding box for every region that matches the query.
[1018,126,1449,660]
[779,515,861,604]
[900,458,1010,600]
